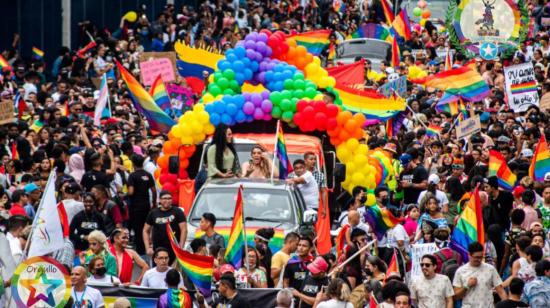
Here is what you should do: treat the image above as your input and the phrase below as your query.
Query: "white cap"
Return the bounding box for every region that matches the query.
[545,172,550,182]
[428,174,440,185]
[521,149,533,158]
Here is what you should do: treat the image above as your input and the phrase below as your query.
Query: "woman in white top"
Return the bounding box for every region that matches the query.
[502,245,543,287]
[313,278,353,308]
[87,256,121,286]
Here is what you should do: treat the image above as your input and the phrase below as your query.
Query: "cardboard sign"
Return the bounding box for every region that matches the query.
[410,243,439,278]
[378,76,407,98]
[166,84,194,107]
[456,115,481,141]
[0,100,15,125]
[504,63,539,112]
[539,93,550,111]
[139,52,177,86]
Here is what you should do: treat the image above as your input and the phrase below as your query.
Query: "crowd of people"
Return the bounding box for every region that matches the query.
[0,0,550,307]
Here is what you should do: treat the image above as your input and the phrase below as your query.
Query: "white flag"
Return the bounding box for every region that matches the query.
[28,171,64,257]
[93,73,110,126]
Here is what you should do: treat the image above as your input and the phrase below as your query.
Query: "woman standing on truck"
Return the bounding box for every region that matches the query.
[241,145,278,179]
[207,124,240,179]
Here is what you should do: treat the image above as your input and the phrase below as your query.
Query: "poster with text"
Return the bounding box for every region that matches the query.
[504,63,539,112]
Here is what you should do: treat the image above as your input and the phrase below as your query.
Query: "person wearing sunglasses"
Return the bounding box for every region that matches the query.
[410,254,454,308]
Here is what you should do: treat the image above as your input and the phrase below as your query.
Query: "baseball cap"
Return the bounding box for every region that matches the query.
[69,146,85,155]
[220,264,235,274]
[428,174,440,185]
[399,153,412,167]
[307,257,329,275]
[383,143,397,154]
[24,183,39,194]
[521,149,533,158]
[65,182,81,194]
[497,136,511,143]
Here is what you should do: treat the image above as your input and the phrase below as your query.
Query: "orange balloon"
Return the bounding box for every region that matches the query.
[304,53,313,64]
[182,145,196,158]
[287,39,297,48]
[338,129,351,142]
[296,45,307,57]
[154,168,161,179]
[158,155,169,169]
[421,10,431,19]
[352,112,366,124]
[330,137,341,145]
[352,129,364,140]
[287,47,297,61]
[337,111,352,126]
[171,138,182,148]
[163,141,175,154]
[295,57,308,70]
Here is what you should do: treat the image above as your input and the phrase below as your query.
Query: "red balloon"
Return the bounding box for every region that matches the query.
[296,100,308,112]
[326,104,340,117]
[159,173,178,185]
[326,117,338,130]
[313,101,327,114]
[303,121,315,132]
[162,182,177,193]
[303,106,315,117]
[179,169,189,179]
[293,113,303,126]
[314,113,328,131]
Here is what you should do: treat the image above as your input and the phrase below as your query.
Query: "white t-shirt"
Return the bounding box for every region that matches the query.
[71,286,104,308]
[385,223,409,251]
[141,267,183,288]
[297,171,319,210]
[411,274,454,308]
[87,274,121,285]
[316,299,353,308]
[62,199,85,224]
[6,232,22,261]
[452,263,503,308]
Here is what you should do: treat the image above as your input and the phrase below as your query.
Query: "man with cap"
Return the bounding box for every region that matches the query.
[143,190,187,264]
[483,176,514,232]
[398,149,429,205]
[23,182,41,219]
[60,181,84,224]
[292,256,330,308]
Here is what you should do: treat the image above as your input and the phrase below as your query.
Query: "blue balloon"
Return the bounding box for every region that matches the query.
[205,103,215,114]
[242,58,251,68]
[218,60,231,71]
[214,101,225,114]
[226,53,237,62]
[233,61,245,72]
[274,64,284,72]
[226,103,238,116]
[235,110,246,123]
[274,81,284,91]
[246,115,254,123]
[221,114,233,125]
[234,95,245,108]
[209,113,221,126]
[234,46,246,59]
[235,73,245,85]
[274,72,282,81]
[244,69,253,80]
[250,61,259,73]
[265,71,274,82]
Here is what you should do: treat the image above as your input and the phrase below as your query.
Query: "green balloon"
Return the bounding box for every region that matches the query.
[293,89,304,99]
[229,80,240,91]
[223,89,234,95]
[282,111,294,122]
[223,69,235,80]
[280,99,292,111]
[290,98,298,112]
[272,106,282,118]
[305,87,317,99]
[281,90,292,100]
[217,77,229,89]
[293,72,305,80]
[270,92,282,105]
[209,84,221,96]
[294,79,305,90]
[413,7,422,17]
[213,72,222,81]
[284,79,294,90]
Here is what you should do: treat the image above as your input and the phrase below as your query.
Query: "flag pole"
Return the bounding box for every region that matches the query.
[105,73,112,116]
[240,185,251,287]
[270,120,280,184]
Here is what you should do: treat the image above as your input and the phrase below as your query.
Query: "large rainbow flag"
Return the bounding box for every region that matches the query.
[276,122,293,179]
[435,98,467,117]
[149,75,172,111]
[225,185,246,269]
[529,134,550,182]
[166,224,214,296]
[287,30,331,56]
[348,23,392,42]
[489,150,517,190]
[380,0,395,24]
[409,61,490,102]
[334,84,406,120]
[391,8,412,41]
[116,61,176,133]
[363,204,403,240]
[451,185,484,261]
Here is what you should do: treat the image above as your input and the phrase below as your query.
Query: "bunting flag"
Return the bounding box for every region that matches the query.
[409,61,490,102]
[363,205,403,240]
[380,0,395,24]
[391,8,412,41]
[333,83,406,120]
[391,38,400,68]
[286,30,331,56]
[348,23,392,42]
[149,75,172,111]
[225,185,246,269]
[166,224,214,296]
[195,227,285,253]
[451,185,484,261]
[32,47,44,60]
[489,150,517,190]
[275,121,293,179]
[116,61,176,133]
[0,55,12,72]
[385,250,399,281]
[529,134,550,182]
[335,224,350,258]
[326,60,365,88]
[425,124,442,138]
[93,74,110,126]
[13,92,28,119]
[76,41,97,59]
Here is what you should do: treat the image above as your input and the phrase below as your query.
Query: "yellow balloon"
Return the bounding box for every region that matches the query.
[122,11,137,23]
[357,144,369,156]
[352,172,365,185]
[204,123,215,135]
[346,138,359,151]
[354,154,368,167]
[326,77,336,88]
[420,19,427,27]
[193,133,206,143]
[193,104,205,112]
[336,146,352,163]
[181,136,194,145]
[313,56,321,66]
[314,94,324,100]
[196,111,210,124]
[345,162,356,175]
[366,194,376,206]
[190,121,202,134]
[171,125,183,138]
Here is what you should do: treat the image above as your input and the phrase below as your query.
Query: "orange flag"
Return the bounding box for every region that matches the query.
[385,250,399,282]
[315,196,332,255]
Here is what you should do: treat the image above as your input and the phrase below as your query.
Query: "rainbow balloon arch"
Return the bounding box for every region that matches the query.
[157,30,396,205]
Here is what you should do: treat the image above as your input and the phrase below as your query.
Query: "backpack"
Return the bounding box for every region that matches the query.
[434,249,460,281]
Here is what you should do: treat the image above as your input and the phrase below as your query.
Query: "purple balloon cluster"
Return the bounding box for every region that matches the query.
[205,91,272,126]
[242,91,273,121]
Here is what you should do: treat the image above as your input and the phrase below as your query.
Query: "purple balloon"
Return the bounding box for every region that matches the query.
[258,32,268,43]
[253,108,264,120]
[244,40,256,50]
[261,90,270,99]
[254,51,263,62]
[259,61,267,71]
[257,72,266,84]
[243,93,251,100]
[246,49,256,60]
[256,42,266,54]
[243,102,255,115]
[249,32,258,41]
[261,100,272,113]
[263,113,272,121]
[265,47,272,58]
[251,93,262,106]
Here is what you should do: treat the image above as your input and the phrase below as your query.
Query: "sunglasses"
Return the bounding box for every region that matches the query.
[420,263,432,267]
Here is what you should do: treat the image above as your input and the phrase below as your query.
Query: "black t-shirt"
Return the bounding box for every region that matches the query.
[495,299,529,308]
[486,191,514,231]
[212,291,251,308]
[80,169,112,192]
[400,165,429,204]
[145,207,186,250]
[298,274,329,308]
[283,257,311,290]
[127,169,155,211]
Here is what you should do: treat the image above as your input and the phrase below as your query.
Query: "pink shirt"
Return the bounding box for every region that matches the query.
[403,217,418,237]
[521,206,540,231]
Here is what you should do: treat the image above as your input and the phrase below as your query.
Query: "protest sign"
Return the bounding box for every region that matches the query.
[0,100,15,125]
[139,52,177,86]
[410,243,439,278]
[378,76,407,98]
[166,84,194,107]
[456,115,481,141]
[504,63,539,112]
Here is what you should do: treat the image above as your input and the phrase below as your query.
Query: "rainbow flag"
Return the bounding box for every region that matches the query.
[529,134,550,182]
[435,99,467,117]
[445,49,452,71]
[489,150,517,190]
[391,38,400,67]
[195,227,284,253]
[287,30,331,56]
[363,204,403,240]
[385,250,399,281]
[391,8,412,41]
[166,289,192,308]
[32,47,44,60]
[166,224,214,296]
[0,55,11,71]
[328,43,336,60]
[116,61,176,133]
[410,61,490,102]
[333,0,346,13]
[334,83,406,120]
[451,185,484,261]
[149,75,172,111]
[225,185,245,269]
[76,41,97,59]
[426,124,441,138]
[510,80,538,95]
[335,224,350,258]
[380,0,395,24]
[348,23,392,42]
[276,122,293,179]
